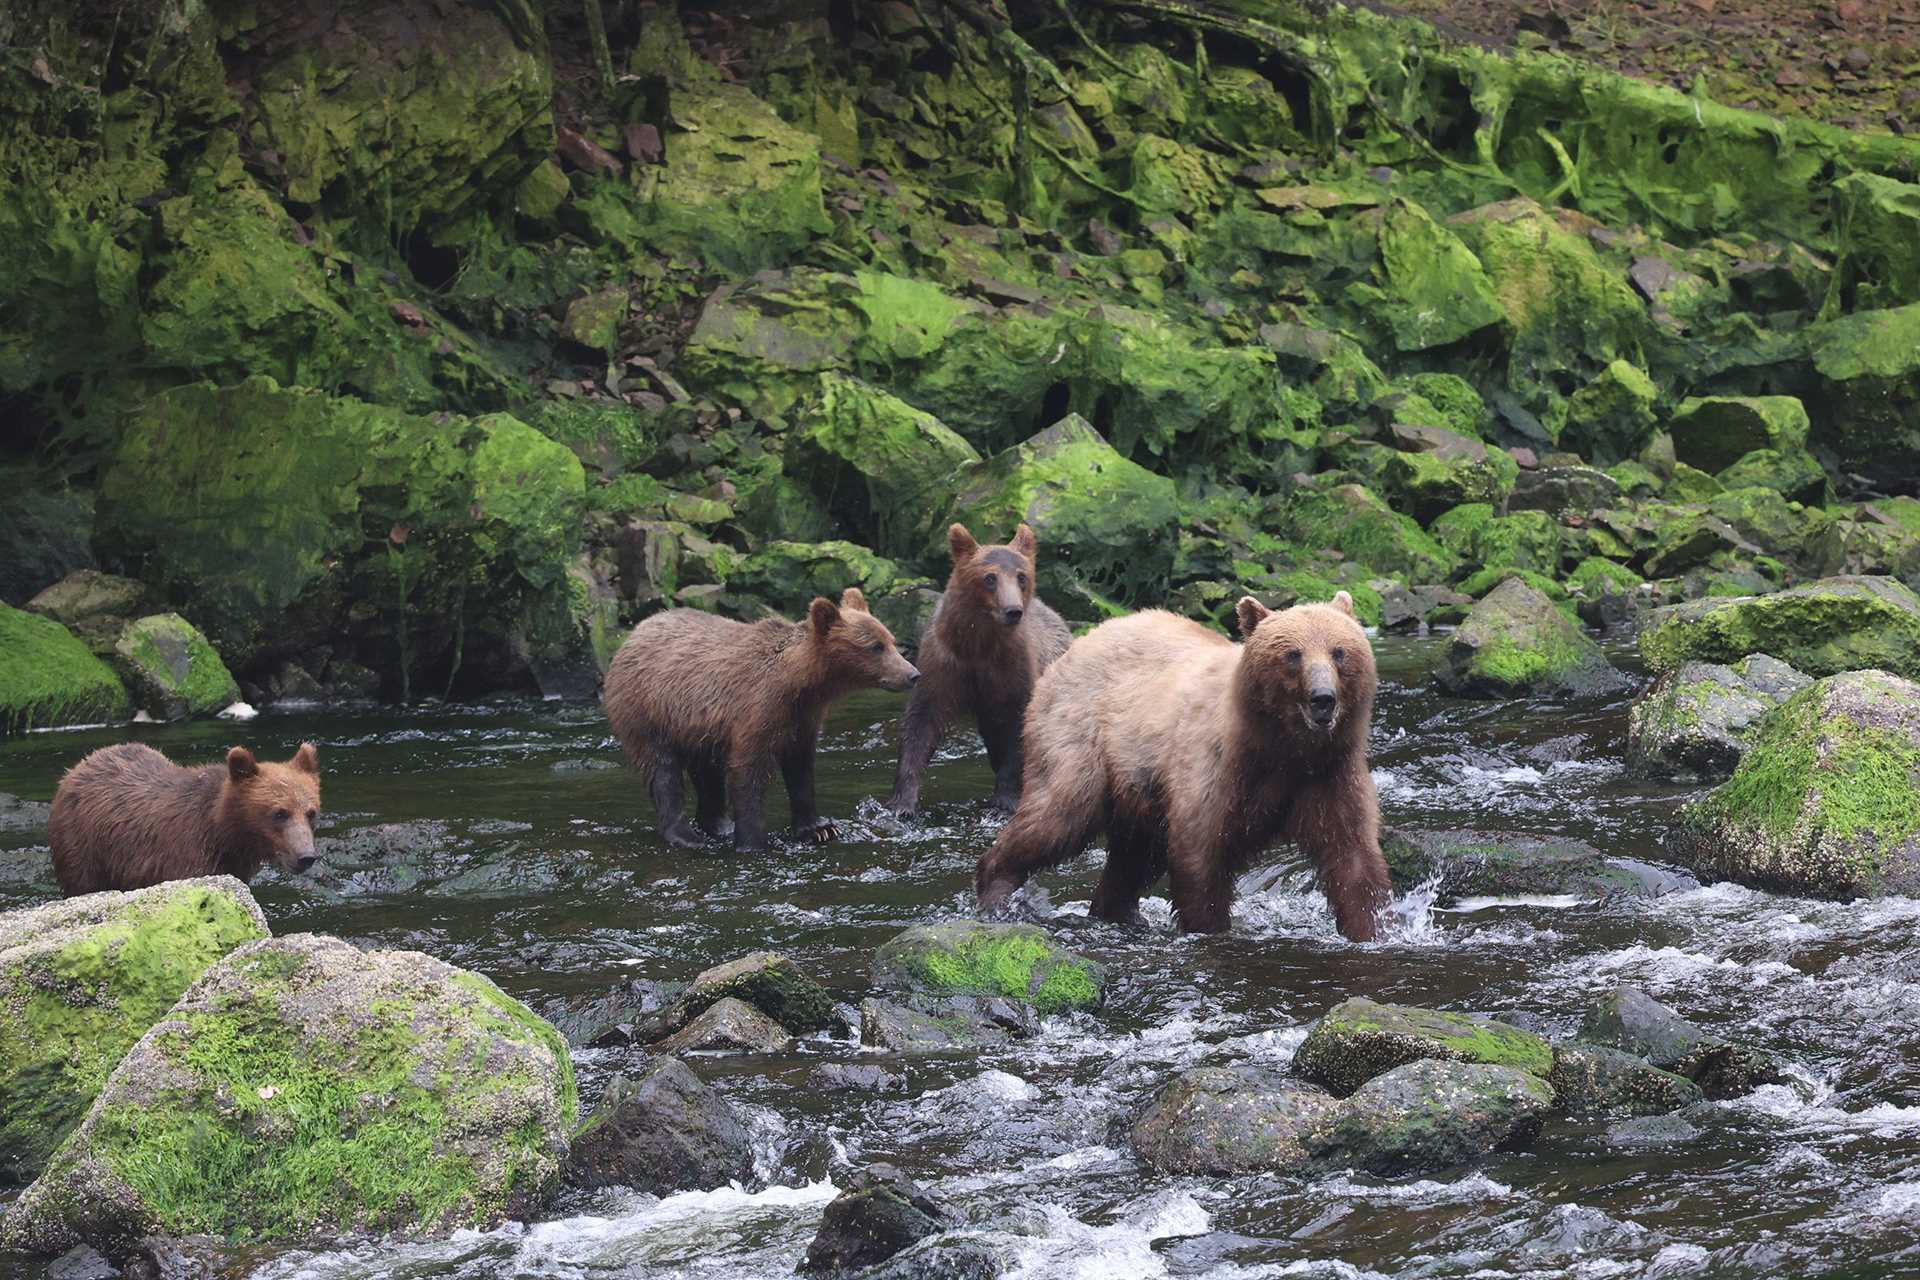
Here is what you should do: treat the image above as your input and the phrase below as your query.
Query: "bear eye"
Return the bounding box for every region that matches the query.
[1331,648,1346,664]
[1286,649,1302,666]
[983,573,997,589]
[272,808,291,825]
[306,809,318,824]
[1017,573,1028,587]
[869,641,885,654]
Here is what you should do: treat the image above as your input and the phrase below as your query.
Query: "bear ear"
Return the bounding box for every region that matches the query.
[1011,523,1037,562]
[226,747,259,782]
[1235,596,1271,638]
[948,523,978,564]
[840,586,870,614]
[1330,590,1355,617]
[809,596,840,636]
[291,742,320,775]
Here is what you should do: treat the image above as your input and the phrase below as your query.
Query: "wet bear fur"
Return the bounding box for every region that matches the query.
[974,592,1391,940]
[888,523,1072,816]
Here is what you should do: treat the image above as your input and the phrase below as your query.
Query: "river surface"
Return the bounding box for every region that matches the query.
[1,636,1916,1279]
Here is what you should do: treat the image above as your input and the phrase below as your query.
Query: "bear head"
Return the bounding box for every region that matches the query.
[809,587,920,692]
[224,742,323,874]
[946,522,1039,628]
[1234,592,1376,742]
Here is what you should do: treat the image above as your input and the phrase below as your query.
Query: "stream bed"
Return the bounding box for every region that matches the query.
[1,636,1916,1279]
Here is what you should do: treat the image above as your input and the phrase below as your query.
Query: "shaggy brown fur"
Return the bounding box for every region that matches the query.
[604,588,919,851]
[888,523,1072,816]
[49,742,323,896]
[974,592,1391,941]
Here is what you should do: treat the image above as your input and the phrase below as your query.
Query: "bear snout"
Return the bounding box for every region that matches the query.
[293,853,318,873]
[884,660,921,692]
[1308,687,1338,727]
[1002,605,1024,625]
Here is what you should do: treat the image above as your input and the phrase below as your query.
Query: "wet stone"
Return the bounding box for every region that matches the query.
[563,1058,753,1195]
[1548,1043,1705,1118]
[544,978,680,1049]
[1380,828,1697,904]
[652,996,794,1055]
[810,1063,907,1094]
[1292,997,1555,1097]
[859,995,1039,1052]
[1130,1066,1339,1175]
[1625,656,1810,783]
[1303,1059,1556,1176]
[655,951,837,1037]
[799,1163,954,1275]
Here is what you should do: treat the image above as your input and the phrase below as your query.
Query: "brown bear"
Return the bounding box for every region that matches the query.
[49,742,322,897]
[974,592,1391,940]
[604,587,919,852]
[888,523,1072,816]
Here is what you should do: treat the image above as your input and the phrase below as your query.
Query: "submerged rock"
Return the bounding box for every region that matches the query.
[3,935,576,1255]
[1380,829,1693,903]
[1303,1059,1555,1175]
[859,995,1039,1052]
[1435,578,1626,699]
[1131,1066,1339,1175]
[1625,655,1812,782]
[652,996,794,1056]
[657,951,836,1037]
[799,1164,954,1275]
[871,921,1105,1016]
[1548,1044,1705,1118]
[112,613,240,720]
[0,878,269,1187]
[1674,669,1920,897]
[1292,997,1553,1097]
[810,1063,907,1094]
[0,605,130,735]
[1639,576,1920,679]
[1579,986,1786,1100]
[564,1058,751,1195]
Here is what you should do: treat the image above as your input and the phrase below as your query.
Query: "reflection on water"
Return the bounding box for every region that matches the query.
[1,636,1916,1278]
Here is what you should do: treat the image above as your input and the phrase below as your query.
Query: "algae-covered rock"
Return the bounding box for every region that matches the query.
[1626,655,1812,782]
[872,922,1103,1016]
[652,996,793,1056]
[96,377,586,679]
[1562,359,1659,463]
[1804,303,1920,490]
[799,1164,955,1276]
[1436,578,1625,699]
[655,951,835,1037]
[24,571,148,655]
[1674,669,1920,897]
[1639,576,1920,678]
[1368,199,1505,352]
[1716,449,1829,507]
[561,287,628,352]
[1380,829,1692,904]
[1579,986,1713,1071]
[1130,1066,1338,1175]
[1,934,576,1255]
[1430,504,1562,577]
[945,416,1177,618]
[1508,465,1622,517]
[1667,396,1810,474]
[1548,1044,1703,1119]
[1377,427,1519,524]
[564,1058,752,1194]
[1283,484,1457,584]
[1291,997,1553,1098]
[0,605,130,736]
[0,877,269,1187]
[1304,1059,1554,1175]
[112,613,239,721]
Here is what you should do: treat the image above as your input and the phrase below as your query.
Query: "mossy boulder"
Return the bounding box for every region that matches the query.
[1,934,576,1255]
[1673,669,1920,898]
[0,877,269,1187]
[1302,1059,1555,1175]
[1577,986,1786,1100]
[112,613,240,721]
[871,921,1104,1016]
[1377,427,1519,524]
[1365,199,1505,352]
[1436,578,1625,699]
[1430,504,1562,577]
[1291,997,1553,1098]
[96,377,586,682]
[1667,396,1810,474]
[1562,359,1659,463]
[1626,655,1812,782]
[1639,576,1920,678]
[1803,302,1920,490]
[1130,1066,1338,1175]
[728,541,933,640]
[1716,449,1829,507]
[0,605,130,736]
[653,951,836,1037]
[1282,484,1457,584]
[24,571,148,655]
[945,415,1177,618]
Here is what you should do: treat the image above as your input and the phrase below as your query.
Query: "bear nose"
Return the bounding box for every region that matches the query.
[1310,691,1337,719]
[1003,606,1024,625]
[907,668,922,686]
[295,855,317,873]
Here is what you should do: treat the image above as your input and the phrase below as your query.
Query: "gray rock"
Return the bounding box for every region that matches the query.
[1435,578,1628,699]
[544,978,678,1049]
[859,996,1039,1052]
[799,1164,953,1275]
[1292,997,1554,1097]
[1625,656,1811,782]
[564,1058,753,1194]
[2,934,575,1255]
[1578,986,1786,1101]
[1508,466,1622,516]
[652,996,794,1055]
[810,1063,907,1093]
[1304,1059,1555,1175]
[1380,828,1696,904]
[23,570,147,655]
[1130,1066,1339,1174]
[112,613,241,720]
[0,791,51,836]
[656,951,836,1037]
[1548,1043,1705,1118]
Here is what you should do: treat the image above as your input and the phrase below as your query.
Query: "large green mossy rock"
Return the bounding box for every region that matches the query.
[1804,303,1920,490]
[0,605,129,736]
[1130,1066,1338,1175]
[1436,578,1624,699]
[1282,484,1457,583]
[1430,503,1562,576]
[1562,359,1659,463]
[113,613,240,721]
[1,934,576,1256]
[1639,576,1920,678]
[1292,997,1553,1098]
[96,377,586,677]
[1365,199,1505,352]
[945,416,1177,618]
[871,922,1105,1016]
[727,541,934,640]
[1674,670,1920,898]
[1667,396,1811,474]
[1303,1059,1555,1176]
[227,0,553,234]
[1376,428,1518,525]
[639,81,831,272]
[0,878,269,1188]
[1626,655,1811,782]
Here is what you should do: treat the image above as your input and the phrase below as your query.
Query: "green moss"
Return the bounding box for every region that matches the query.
[0,605,130,735]
[1366,199,1505,352]
[114,613,239,720]
[1430,504,1562,578]
[1402,373,1488,438]
[1567,556,1645,596]
[1640,577,1920,678]
[1564,359,1659,463]
[872,922,1104,1016]
[1292,997,1553,1097]
[1283,484,1457,583]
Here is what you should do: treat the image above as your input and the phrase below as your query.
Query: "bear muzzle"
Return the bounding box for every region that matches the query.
[1001,604,1024,626]
[280,825,319,874]
[1305,679,1340,731]
[882,658,922,692]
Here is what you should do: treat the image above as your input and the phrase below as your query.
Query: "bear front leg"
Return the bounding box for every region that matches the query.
[728,756,776,853]
[780,731,836,845]
[1166,835,1236,934]
[1285,756,1391,943]
[1089,819,1165,925]
[887,684,944,817]
[646,746,705,848]
[978,713,1024,815]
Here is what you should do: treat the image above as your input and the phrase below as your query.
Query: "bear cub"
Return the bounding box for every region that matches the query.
[604,588,919,852]
[889,523,1071,816]
[50,741,323,897]
[974,592,1391,940]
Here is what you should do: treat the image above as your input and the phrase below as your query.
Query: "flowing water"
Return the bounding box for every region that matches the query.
[2,636,1917,1279]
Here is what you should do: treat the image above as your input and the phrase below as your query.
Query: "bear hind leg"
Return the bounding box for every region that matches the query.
[691,758,733,838]
[1089,813,1165,925]
[646,745,705,848]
